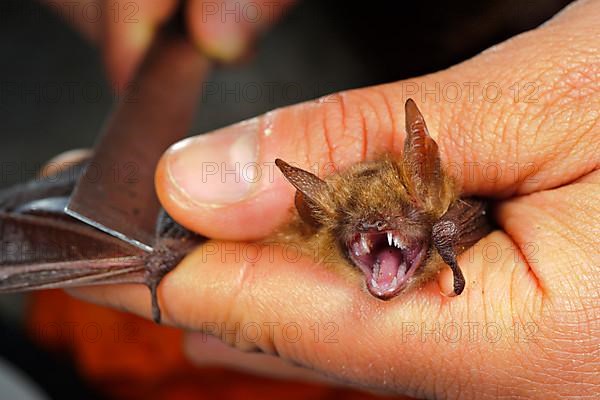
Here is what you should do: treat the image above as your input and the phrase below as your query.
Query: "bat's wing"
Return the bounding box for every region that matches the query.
[0,211,148,292]
[0,258,146,292]
[0,161,202,323]
[0,160,86,211]
[0,160,149,291]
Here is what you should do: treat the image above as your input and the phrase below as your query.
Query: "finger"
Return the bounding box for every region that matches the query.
[39,149,92,178]
[156,0,598,241]
[496,169,600,296]
[184,332,338,385]
[71,227,545,397]
[184,333,393,394]
[103,0,178,89]
[186,0,296,61]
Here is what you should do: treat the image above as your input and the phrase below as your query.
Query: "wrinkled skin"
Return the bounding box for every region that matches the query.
[50,0,599,398]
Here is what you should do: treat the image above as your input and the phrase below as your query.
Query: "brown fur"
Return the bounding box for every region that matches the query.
[272,154,459,291]
[271,99,465,295]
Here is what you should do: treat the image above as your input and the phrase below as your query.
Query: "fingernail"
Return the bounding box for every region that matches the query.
[198,26,248,62]
[189,0,249,62]
[437,267,458,297]
[127,21,154,52]
[165,119,259,206]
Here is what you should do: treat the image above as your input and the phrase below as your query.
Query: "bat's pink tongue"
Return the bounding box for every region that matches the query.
[374,249,404,287]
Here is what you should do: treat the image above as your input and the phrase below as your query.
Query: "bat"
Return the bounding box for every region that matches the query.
[0,99,490,325]
[274,99,492,298]
[0,161,203,323]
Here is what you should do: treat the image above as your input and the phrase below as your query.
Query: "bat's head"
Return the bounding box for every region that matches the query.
[275,99,457,299]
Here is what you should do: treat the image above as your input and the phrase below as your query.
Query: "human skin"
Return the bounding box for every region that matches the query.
[39,0,295,89]
[57,0,600,398]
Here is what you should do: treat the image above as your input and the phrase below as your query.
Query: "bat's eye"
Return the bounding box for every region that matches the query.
[346,230,427,299]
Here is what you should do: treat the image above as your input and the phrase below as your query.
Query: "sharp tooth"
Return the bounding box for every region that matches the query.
[371,278,378,288]
[393,233,405,249]
[387,232,393,246]
[391,276,398,288]
[360,234,370,254]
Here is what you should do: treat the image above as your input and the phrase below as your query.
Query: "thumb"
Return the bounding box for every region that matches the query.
[156,0,598,241]
[103,0,178,89]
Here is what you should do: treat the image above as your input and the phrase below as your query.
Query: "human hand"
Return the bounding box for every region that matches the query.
[71,0,599,397]
[40,0,295,89]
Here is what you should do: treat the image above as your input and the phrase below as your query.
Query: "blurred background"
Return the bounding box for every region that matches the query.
[0,0,574,398]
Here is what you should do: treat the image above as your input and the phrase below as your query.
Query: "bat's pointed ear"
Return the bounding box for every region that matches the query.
[403,98,443,202]
[275,159,327,227]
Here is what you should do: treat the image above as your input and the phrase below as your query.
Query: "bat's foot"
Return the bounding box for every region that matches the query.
[144,214,204,324]
[148,278,164,324]
[145,263,172,324]
[143,241,192,324]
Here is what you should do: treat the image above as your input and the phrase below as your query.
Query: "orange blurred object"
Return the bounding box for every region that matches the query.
[26,290,393,400]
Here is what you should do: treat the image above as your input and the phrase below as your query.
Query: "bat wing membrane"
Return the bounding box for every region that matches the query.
[0,258,146,292]
[0,212,148,292]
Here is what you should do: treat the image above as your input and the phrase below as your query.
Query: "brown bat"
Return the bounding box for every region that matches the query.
[274,99,491,298]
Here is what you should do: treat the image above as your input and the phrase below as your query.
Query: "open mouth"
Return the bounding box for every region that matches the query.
[346,230,427,299]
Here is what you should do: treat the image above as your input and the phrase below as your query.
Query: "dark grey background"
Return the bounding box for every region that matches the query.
[0,0,573,187]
